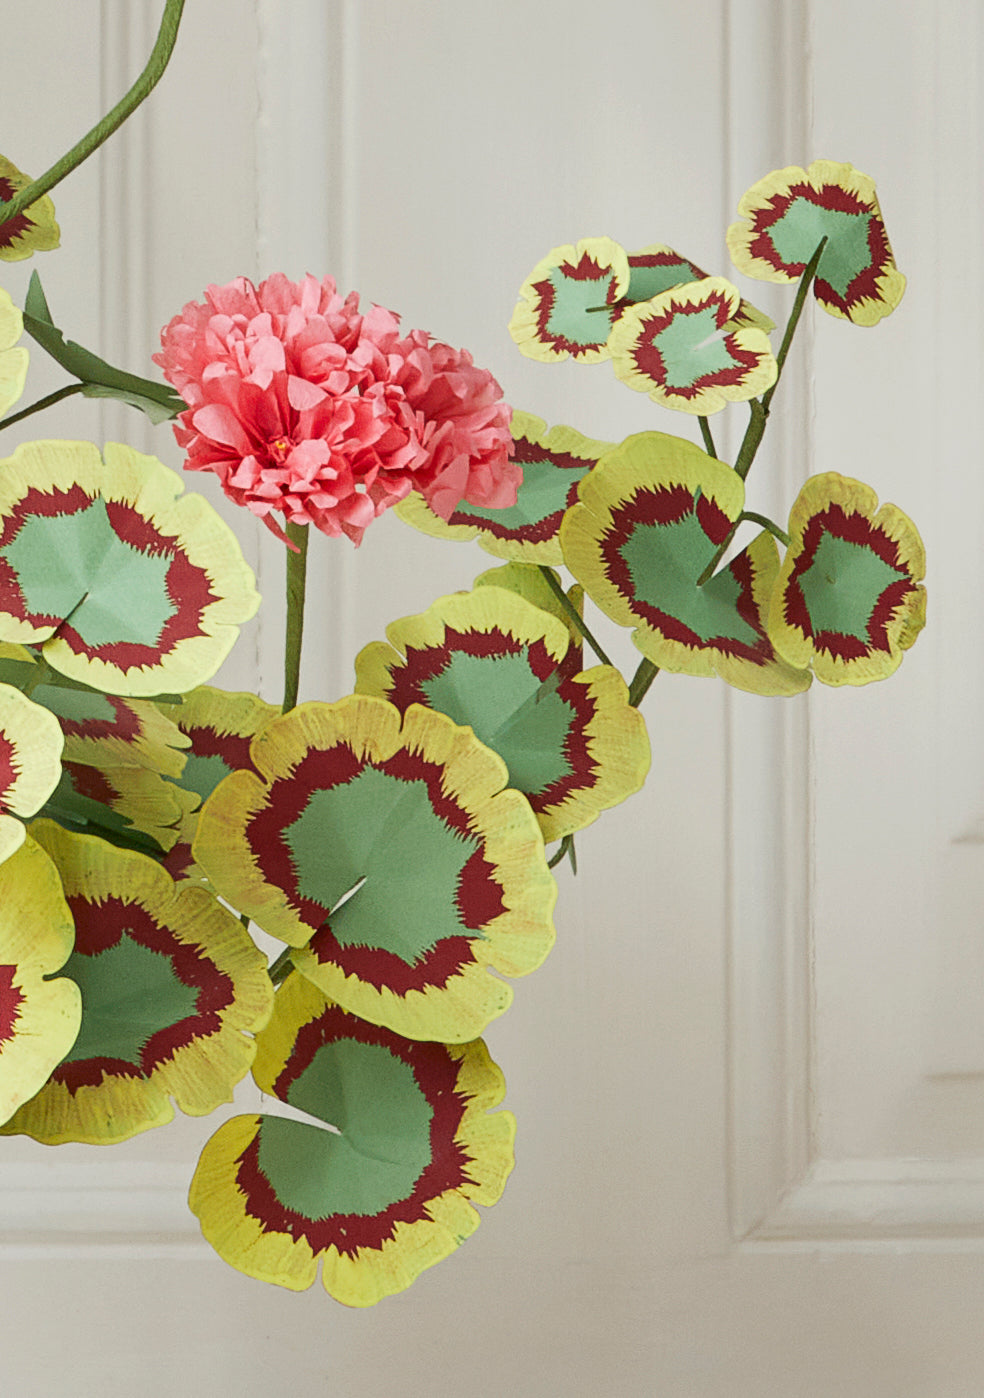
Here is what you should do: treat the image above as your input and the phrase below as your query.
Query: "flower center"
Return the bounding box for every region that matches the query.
[269,437,293,466]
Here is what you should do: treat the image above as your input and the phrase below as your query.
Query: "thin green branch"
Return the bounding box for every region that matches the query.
[0,382,86,432]
[628,658,660,707]
[537,566,615,668]
[0,0,186,232]
[268,947,293,987]
[547,834,577,872]
[282,521,309,713]
[698,415,717,459]
[739,510,790,547]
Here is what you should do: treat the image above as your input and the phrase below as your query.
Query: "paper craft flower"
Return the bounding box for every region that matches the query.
[0,681,64,863]
[726,160,906,326]
[0,287,29,417]
[0,440,260,695]
[396,413,613,564]
[155,685,279,882]
[608,278,777,414]
[560,432,811,695]
[0,835,80,1125]
[1,821,273,1144]
[155,274,518,542]
[193,694,556,1043]
[509,237,629,363]
[623,244,774,332]
[767,472,926,685]
[355,586,650,841]
[190,973,514,1306]
[0,155,60,261]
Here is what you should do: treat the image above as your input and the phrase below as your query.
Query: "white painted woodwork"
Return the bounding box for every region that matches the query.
[0,1,982,1393]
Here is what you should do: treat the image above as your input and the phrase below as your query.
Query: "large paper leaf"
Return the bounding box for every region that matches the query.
[396,412,613,565]
[768,472,926,685]
[509,237,629,362]
[1,821,272,1144]
[355,586,650,841]
[727,160,905,326]
[0,440,260,696]
[190,973,514,1306]
[194,695,556,1043]
[560,432,811,695]
[0,835,80,1125]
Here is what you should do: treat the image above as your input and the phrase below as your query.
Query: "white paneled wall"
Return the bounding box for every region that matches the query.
[1,3,983,1394]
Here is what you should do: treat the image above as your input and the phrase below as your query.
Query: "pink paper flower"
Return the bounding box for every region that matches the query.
[155,274,519,544]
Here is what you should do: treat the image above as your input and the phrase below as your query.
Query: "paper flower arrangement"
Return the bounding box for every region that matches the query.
[0,6,924,1310]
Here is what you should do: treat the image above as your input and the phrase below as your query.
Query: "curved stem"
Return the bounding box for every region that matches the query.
[547,834,577,872]
[0,382,86,432]
[282,521,309,713]
[537,565,614,668]
[739,509,790,547]
[0,0,186,233]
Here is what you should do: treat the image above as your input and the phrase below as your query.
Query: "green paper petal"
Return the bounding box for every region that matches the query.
[560,431,811,694]
[1,821,272,1144]
[0,835,80,1125]
[726,160,905,326]
[396,412,613,565]
[0,440,260,696]
[608,278,777,415]
[190,973,514,1306]
[193,694,557,1043]
[355,586,651,840]
[509,237,629,362]
[768,472,926,685]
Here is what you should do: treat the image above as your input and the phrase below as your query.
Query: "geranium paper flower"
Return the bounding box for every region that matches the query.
[560,432,811,695]
[155,685,279,882]
[726,160,906,326]
[193,694,556,1043]
[768,472,926,685]
[355,586,650,841]
[1,821,273,1145]
[0,835,80,1125]
[0,287,29,417]
[0,440,260,695]
[190,973,514,1306]
[155,274,518,542]
[0,155,60,261]
[509,237,630,363]
[396,412,613,564]
[608,278,777,414]
[0,680,64,863]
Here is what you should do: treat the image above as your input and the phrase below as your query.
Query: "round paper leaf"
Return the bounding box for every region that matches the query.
[193,695,557,1043]
[0,286,29,417]
[560,432,811,693]
[42,758,191,855]
[28,676,190,778]
[608,278,777,415]
[156,685,280,882]
[355,586,651,841]
[509,237,629,363]
[768,472,926,686]
[0,680,64,862]
[624,244,774,332]
[726,160,906,326]
[190,972,514,1306]
[0,835,80,1125]
[0,155,60,261]
[0,440,260,695]
[396,412,614,565]
[1,821,273,1144]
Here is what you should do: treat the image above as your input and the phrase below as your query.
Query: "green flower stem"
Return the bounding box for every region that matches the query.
[282,521,309,713]
[698,415,717,459]
[547,834,578,873]
[739,510,790,546]
[732,235,827,483]
[0,382,86,433]
[537,565,615,668]
[267,947,294,986]
[0,0,186,234]
[628,657,660,707]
